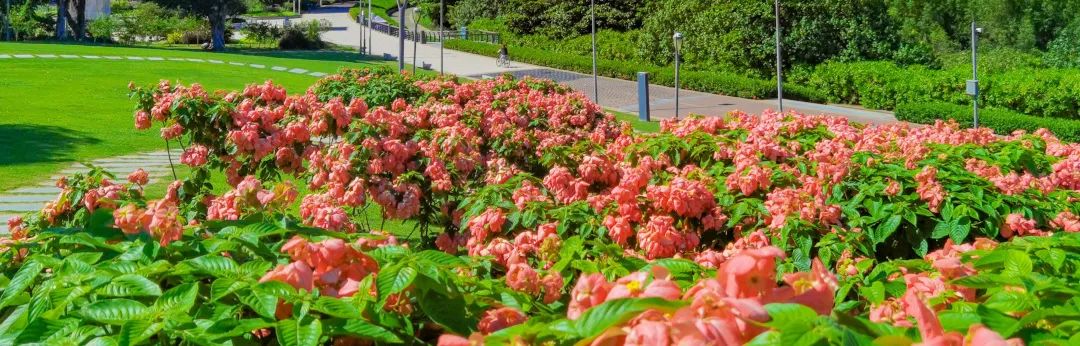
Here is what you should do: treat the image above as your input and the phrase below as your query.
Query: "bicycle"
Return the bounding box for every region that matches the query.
[497,54,510,68]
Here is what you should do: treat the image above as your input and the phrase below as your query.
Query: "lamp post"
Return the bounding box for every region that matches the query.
[774,0,784,112]
[367,0,373,54]
[358,8,365,54]
[590,0,598,103]
[967,22,983,128]
[440,0,444,74]
[673,32,683,120]
[397,0,406,71]
[412,6,419,74]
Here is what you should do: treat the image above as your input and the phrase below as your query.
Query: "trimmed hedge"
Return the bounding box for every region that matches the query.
[790,61,1080,120]
[895,102,1080,142]
[444,39,827,103]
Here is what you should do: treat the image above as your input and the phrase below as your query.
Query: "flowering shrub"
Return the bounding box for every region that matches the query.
[0,70,1078,345]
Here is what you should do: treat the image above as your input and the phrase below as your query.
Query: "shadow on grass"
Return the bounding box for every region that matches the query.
[0,124,100,166]
[5,40,386,66]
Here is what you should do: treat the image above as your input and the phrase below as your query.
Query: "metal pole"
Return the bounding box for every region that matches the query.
[971,21,979,128]
[398,1,406,71]
[591,0,598,103]
[412,9,418,74]
[367,0,373,53]
[774,0,784,112]
[440,0,444,74]
[359,9,365,55]
[675,39,681,120]
[3,0,9,41]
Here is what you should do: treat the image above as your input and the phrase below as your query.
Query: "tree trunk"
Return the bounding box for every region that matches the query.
[209,1,226,51]
[63,0,86,40]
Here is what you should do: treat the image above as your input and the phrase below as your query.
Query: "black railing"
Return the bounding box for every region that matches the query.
[358,17,498,44]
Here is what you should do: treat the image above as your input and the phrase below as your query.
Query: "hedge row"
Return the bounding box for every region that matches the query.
[789,61,1080,120]
[444,39,828,103]
[894,102,1080,142]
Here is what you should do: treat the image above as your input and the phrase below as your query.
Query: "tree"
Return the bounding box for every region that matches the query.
[147,0,246,51]
[61,0,86,39]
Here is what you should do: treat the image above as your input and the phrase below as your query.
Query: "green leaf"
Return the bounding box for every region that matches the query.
[874,215,902,244]
[325,319,402,343]
[81,299,151,325]
[186,255,239,278]
[764,303,822,346]
[96,274,163,297]
[276,318,322,346]
[572,298,687,339]
[242,290,280,319]
[206,318,276,338]
[117,319,159,345]
[1002,250,1033,276]
[376,263,417,301]
[418,291,473,335]
[210,277,248,301]
[154,283,198,313]
[313,297,361,319]
[0,261,43,309]
[414,250,465,266]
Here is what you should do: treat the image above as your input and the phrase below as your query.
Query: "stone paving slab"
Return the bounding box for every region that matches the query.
[186,58,205,62]
[1,195,55,203]
[168,58,186,61]
[83,55,101,59]
[36,54,57,58]
[13,54,33,58]
[289,68,308,74]
[0,203,45,213]
[126,56,145,60]
[10,186,61,195]
[250,64,266,68]
[0,54,10,58]
[208,59,224,64]
[310,72,327,77]
[60,54,79,58]
[229,62,245,66]
[271,66,288,71]
[147,57,164,61]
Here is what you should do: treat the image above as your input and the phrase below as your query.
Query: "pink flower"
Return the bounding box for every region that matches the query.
[128,169,149,185]
[180,145,209,167]
[716,246,785,299]
[568,273,611,319]
[915,166,945,213]
[541,272,564,304]
[134,111,151,130]
[505,262,541,295]
[625,320,670,346]
[1001,213,1041,238]
[1051,211,1080,233]
[477,307,526,334]
[885,179,901,196]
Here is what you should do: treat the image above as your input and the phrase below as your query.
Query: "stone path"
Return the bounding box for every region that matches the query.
[0,53,333,78]
[0,151,183,234]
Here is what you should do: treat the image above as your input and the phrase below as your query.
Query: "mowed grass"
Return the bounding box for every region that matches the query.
[0,42,396,191]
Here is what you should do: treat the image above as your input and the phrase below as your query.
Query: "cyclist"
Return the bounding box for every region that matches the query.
[498,44,509,67]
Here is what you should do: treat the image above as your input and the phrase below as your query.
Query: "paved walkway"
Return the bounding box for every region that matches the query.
[0,150,182,233]
[305,3,898,124]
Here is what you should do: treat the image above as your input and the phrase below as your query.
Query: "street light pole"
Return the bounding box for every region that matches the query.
[774,0,784,112]
[968,22,983,129]
[367,0,373,54]
[590,0,598,103]
[359,8,365,54]
[440,0,444,74]
[673,32,683,121]
[397,0,406,71]
[412,7,418,74]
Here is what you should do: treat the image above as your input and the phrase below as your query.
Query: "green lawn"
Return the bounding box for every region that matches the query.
[0,42,396,191]
[350,0,400,26]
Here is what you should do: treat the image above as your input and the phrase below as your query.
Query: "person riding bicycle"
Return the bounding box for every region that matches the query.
[498,44,509,66]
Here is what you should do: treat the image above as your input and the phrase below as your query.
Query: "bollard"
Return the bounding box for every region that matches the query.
[637,72,650,122]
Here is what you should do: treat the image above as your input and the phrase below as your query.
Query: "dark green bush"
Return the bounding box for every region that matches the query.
[789,61,1080,119]
[444,39,826,102]
[895,102,1080,142]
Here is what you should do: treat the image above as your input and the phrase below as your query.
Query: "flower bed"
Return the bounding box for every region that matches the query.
[1,68,1078,345]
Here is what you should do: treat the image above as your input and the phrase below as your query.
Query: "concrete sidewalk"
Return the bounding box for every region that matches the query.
[304,3,897,124]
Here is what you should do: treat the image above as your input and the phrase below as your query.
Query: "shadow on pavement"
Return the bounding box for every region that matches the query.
[0,124,100,166]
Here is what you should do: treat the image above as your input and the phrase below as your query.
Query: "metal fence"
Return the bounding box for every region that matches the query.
[358,17,499,44]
